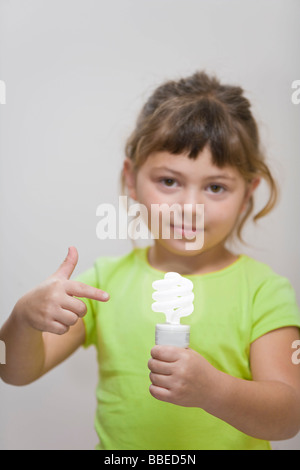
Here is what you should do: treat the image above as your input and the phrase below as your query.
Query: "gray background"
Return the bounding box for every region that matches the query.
[0,0,299,450]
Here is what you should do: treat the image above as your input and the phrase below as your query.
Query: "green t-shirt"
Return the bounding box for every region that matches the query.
[75,247,300,450]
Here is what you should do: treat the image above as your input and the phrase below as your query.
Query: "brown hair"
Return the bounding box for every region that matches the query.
[122,71,278,243]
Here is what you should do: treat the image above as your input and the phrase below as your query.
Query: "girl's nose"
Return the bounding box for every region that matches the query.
[179,188,202,207]
[177,189,204,228]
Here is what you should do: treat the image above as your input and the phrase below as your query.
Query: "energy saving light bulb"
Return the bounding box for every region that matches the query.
[152,272,194,348]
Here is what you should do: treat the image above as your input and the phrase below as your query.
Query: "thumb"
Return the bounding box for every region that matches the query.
[54,246,79,280]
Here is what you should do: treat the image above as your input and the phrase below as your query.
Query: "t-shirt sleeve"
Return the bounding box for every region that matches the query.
[74,266,98,348]
[251,275,300,343]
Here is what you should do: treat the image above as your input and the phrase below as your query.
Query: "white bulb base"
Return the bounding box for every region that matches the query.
[155,323,190,349]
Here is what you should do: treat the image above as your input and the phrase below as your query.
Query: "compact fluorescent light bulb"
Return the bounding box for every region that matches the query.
[152,272,194,348]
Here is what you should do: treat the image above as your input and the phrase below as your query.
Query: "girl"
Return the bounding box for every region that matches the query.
[1,71,300,450]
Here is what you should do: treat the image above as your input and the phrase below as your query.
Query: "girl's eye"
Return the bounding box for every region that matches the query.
[161,178,177,187]
[207,184,225,194]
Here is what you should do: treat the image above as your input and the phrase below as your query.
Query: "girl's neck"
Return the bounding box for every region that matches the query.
[147,243,239,276]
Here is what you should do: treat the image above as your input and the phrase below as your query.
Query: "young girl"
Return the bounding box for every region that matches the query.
[1,71,300,450]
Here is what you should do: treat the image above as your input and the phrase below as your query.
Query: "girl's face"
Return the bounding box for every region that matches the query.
[123,146,259,256]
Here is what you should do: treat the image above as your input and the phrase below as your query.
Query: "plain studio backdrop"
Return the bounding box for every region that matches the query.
[0,0,299,450]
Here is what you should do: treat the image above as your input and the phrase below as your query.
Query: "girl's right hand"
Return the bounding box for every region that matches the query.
[14,246,109,335]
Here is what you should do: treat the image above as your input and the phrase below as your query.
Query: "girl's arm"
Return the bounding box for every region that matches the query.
[0,247,109,386]
[207,326,300,440]
[0,306,85,385]
[149,326,300,441]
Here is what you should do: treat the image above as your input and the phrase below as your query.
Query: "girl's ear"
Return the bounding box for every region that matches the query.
[240,177,261,213]
[123,158,137,201]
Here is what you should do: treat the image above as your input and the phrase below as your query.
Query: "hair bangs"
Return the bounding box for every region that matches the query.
[144,97,241,168]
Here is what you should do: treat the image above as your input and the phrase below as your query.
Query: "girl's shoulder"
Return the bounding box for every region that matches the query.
[93,248,139,272]
[75,249,137,286]
[236,254,297,297]
[240,254,279,279]
[240,255,300,342]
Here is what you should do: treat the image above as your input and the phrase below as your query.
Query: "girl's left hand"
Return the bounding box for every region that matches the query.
[148,345,218,408]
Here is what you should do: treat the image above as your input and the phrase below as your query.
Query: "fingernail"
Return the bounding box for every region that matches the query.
[102,292,110,300]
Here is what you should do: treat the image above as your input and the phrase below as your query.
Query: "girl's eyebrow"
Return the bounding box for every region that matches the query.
[151,167,182,176]
[203,174,237,181]
[151,166,237,181]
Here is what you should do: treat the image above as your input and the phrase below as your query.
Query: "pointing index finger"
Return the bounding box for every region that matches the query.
[66,280,110,301]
